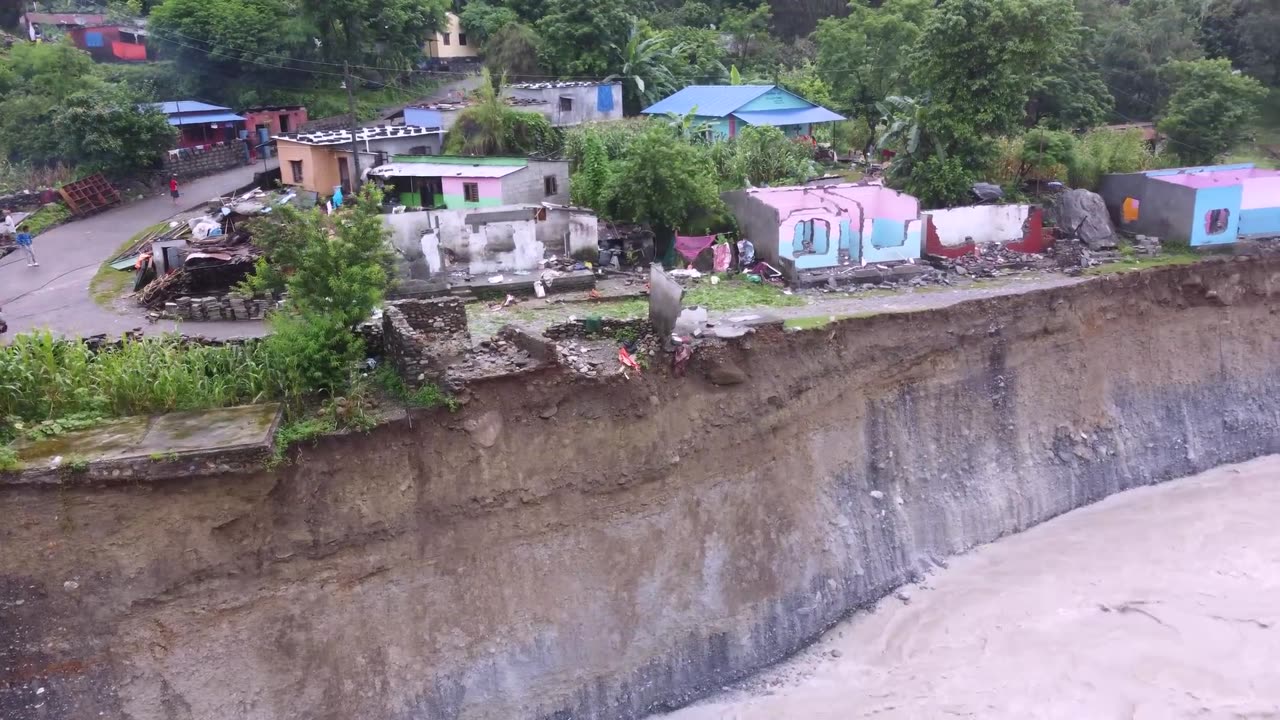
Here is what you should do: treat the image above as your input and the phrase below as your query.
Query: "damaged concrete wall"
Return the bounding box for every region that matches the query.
[926,205,1033,247]
[6,259,1280,720]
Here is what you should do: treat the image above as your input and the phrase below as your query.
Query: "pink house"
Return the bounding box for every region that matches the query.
[722,184,924,275]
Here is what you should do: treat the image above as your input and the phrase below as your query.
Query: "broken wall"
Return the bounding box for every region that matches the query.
[382,297,471,385]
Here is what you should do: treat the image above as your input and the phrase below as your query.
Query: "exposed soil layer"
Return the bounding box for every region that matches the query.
[4,256,1280,720]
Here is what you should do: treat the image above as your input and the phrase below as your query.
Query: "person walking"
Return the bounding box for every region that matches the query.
[15,230,37,267]
[169,175,180,204]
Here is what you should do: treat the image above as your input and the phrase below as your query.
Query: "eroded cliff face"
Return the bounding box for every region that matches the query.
[4,257,1280,720]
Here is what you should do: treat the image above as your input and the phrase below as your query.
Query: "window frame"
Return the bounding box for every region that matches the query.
[290,160,304,183]
[463,182,480,203]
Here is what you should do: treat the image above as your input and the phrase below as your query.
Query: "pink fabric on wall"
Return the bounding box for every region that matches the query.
[675,234,717,262]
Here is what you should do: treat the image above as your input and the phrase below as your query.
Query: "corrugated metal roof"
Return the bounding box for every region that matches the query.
[734,107,845,126]
[154,101,231,115]
[641,85,775,117]
[166,112,245,127]
[276,125,440,146]
[370,162,527,179]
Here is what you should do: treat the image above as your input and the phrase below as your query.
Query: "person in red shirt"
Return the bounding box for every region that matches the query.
[169,175,179,204]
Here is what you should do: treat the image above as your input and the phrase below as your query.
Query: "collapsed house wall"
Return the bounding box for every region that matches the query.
[381,297,470,385]
[923,205,1053,257]
[6,259,1280,720]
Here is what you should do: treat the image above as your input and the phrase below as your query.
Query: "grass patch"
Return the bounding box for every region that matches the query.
[0,445,21,472]
[1083,252,1200,275]
[90,220,169,309]
[269,415,338,467]
[19,202,72,236]
[373,366,459,411]
[685,277,806,311]
[784,315,842,331]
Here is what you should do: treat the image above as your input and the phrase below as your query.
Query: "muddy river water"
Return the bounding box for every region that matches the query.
[660,456,1280,720]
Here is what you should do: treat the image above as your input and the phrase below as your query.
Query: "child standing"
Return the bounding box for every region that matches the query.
[16,230,37,267]
[169,175,180,204]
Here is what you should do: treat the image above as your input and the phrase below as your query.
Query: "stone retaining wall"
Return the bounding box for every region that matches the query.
[162,141,248,181]
[382,298,471,386]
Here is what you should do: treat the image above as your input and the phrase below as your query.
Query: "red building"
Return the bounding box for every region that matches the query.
[153,101,247,149]
[242,106,309,158]
[67,25,148,62]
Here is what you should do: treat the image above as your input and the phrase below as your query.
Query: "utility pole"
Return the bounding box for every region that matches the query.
[345,61,363,192]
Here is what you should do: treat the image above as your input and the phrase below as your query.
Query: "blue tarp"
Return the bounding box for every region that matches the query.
[733,107,846,127]
[597,85,615,112]
[84,31,104,47]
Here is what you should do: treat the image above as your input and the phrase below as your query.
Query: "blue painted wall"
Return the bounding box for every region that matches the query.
[861,220,921,264]
[1189,185,1243,247]
[738,88,812,112]
[1240,208,1280,237]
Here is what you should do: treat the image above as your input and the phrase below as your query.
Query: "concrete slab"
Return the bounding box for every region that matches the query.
[8,404,282,484]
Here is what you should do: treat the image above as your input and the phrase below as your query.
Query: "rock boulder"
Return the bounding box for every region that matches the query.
[1047,189,1118,250]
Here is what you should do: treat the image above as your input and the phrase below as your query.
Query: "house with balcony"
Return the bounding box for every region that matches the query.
[275,125,444,196]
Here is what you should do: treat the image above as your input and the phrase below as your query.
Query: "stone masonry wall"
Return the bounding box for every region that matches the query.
[162,141,248,181]
[382,297,471,386]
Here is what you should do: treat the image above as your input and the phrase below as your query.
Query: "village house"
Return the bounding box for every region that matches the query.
[1100,163,1280,246]
[395,81,624,134]
[384,202,599,280]
[368,155,570,209]
[424,12,478,66]
[153,101,247,149]
[642,85,843,140]
[21,12,148,61]
[723,183,923,280]
[274,125,444,196]
[242,105,308,158]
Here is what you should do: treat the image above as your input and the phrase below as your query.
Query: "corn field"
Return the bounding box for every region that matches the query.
[0,332,301,432]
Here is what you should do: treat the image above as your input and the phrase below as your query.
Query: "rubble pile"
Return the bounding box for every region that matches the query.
[939,243,1053,278]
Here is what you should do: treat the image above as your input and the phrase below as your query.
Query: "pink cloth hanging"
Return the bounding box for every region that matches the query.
[712,243,731,271]
[675,234,717,262]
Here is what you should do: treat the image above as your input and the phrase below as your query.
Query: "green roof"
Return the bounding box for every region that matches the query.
[392,155,528,166]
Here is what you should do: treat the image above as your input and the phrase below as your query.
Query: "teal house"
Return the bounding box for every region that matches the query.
[640,85,844,140]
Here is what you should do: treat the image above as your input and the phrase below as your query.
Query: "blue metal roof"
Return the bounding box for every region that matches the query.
[642,85,775,117]
[166,111,246,127]
[734,107,845,127]
[153,100,231,115]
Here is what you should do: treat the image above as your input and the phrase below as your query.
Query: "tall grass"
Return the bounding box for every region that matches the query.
[0,332,297,433]
[1071,128,1175,190]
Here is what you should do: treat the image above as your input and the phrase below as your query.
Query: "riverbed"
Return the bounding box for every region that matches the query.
[660,456,1280,720]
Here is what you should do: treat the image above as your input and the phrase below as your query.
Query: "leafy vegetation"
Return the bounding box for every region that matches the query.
[0,42,173,176]
[19,202,72,236]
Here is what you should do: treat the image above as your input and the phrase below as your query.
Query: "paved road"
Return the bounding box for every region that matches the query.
[0,164,273,340]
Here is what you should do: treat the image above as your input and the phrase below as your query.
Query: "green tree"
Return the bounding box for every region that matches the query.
[443,69,558,156]
[0,42,102,166]
[1096,0,1203,120]
[1027,28,1113,130]
[54,87,176,176]
[814,0,927,153]
[732,125,816,186]
[1158,58,1267,164]
[244,185,394,329]
[606,124,723,252]
[149,0,308,96]
[484,23,543,80]
[303,0,448,69]
[536,0,631,76]
[1016,126,1077,181]
[662,26,729,86]
[458,0,520,43]
[1199,0,1280,87]
[775,62,833,112]
[569,134,615,211]
[606,23,682,115]
[721,3,772,62]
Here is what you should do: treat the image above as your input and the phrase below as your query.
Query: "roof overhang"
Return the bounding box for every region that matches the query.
[733,107,845,127]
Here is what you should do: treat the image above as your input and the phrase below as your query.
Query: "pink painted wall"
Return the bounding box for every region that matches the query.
[746,183,919,220]
[442,176,502,200]
[1241,176,1280,210]
[1156,167,1280,188]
